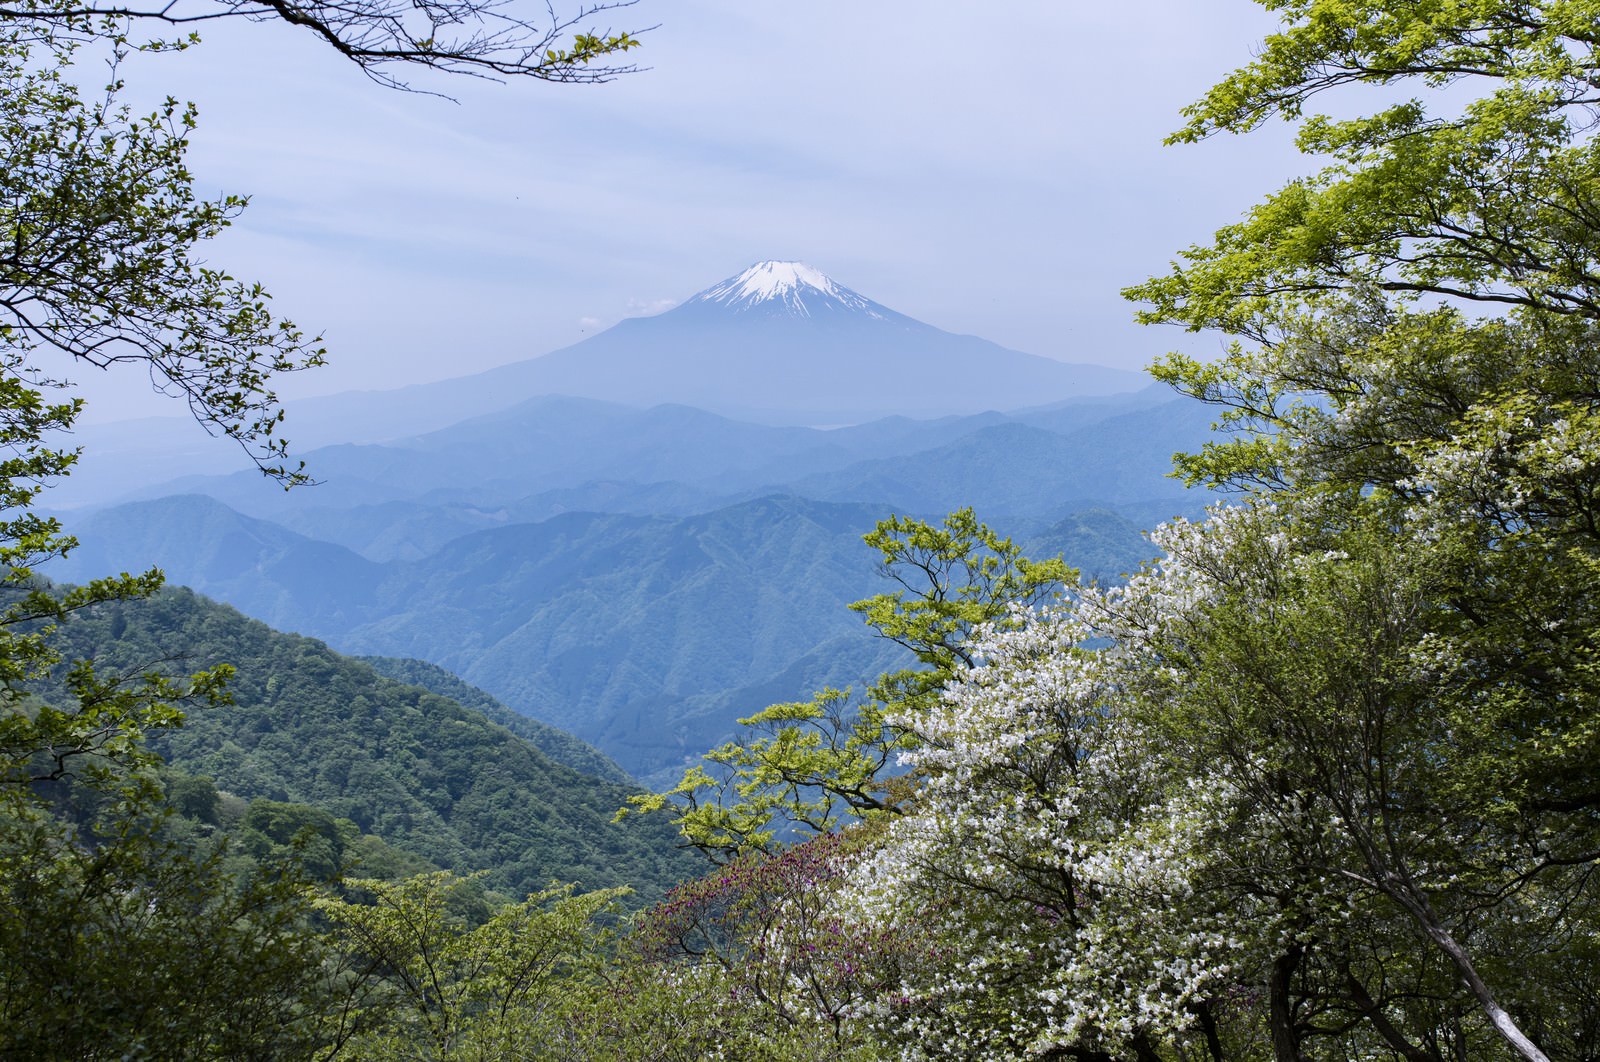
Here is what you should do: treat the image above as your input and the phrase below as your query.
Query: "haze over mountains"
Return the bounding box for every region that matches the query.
[58,261,1150,506]
[284,260,1149,439]
[50,261,1218,784]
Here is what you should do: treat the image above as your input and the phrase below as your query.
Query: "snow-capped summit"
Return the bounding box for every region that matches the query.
[326,259,1148,428]
[690,261,885,318]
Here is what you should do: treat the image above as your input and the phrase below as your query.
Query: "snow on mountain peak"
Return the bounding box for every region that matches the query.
[693,261,881,317]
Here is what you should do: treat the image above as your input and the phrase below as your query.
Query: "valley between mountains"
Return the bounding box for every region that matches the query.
[50,264,1216,787]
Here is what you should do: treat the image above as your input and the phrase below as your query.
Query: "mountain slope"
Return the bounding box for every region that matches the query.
[777,398,1216,521]
[41,588,699,903]
[354,655,634,784]
[47,497,912,780]
[105,389,1197,564]
[337,497,914,780]
[48,494,384,632]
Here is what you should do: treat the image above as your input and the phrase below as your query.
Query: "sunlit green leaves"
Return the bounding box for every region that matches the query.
[629,509,1073,863]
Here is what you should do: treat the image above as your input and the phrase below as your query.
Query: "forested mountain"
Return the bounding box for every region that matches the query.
[355,656,633,784]
[50,496,907,780]
[42,588,698,903]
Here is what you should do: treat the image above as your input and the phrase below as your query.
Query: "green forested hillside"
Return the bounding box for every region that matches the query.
[1024,507,1158,583]
[43,588,699,904]
[355,655,633,784]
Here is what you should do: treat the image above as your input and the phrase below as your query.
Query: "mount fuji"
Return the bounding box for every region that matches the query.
[481,260,1143,421]
[277,261,1148,444]
[51,262,1156,505]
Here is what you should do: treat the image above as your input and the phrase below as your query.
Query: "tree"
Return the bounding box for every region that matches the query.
[623,830,918,1060]
[1135,0,1600,330]
[831,3,1600,1059]
[847,561,1253,1061]
[625,508,1071,862]
[1,0,644,93]
[0,1,643,1056]
[316,873,627,1060]
[852,500,1600,1060]
[1108,2,1600,1058]
[0,772,334,1058]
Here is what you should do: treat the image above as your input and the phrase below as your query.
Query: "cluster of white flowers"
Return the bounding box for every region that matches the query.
[837,509,1298,1057]
[831,495,1496,1056]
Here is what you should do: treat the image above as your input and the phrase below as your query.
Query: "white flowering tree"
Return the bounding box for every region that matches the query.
[845,592,1244,1060]
[627,509,1070,862]
[851,497,1597,1060]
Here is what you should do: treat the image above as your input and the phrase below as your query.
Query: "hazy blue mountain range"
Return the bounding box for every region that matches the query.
[48,493,1163,783]
[53,261,1151,509]
[88,389,1210,565]
[50,496,912,782]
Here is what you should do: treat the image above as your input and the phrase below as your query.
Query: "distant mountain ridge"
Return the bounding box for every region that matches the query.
[94,389,1203,554]
[53,261,1150,509]
[480,260,1145,422]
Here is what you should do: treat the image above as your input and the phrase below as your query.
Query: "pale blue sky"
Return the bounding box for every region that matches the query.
[76,1,1299,423]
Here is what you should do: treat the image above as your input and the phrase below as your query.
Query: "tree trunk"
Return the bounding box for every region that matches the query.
[1269,943,1304,1062]
[1342,967,1440,1062]
[1373,868,1551,1062]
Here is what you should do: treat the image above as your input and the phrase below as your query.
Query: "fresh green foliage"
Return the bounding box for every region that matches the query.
[0,4,321,798]
[0,3,651,1059]
[1056,1,1600,1056]
[0,18,325,483]
[851,508,1074,715]
[629,509,1072,862]
[318,873,628,1060]
[0,13,378,1056]
[1132,0,1600,335]
[0,792,332,1059]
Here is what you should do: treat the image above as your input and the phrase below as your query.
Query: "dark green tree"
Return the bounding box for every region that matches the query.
[0,790,333,1060]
